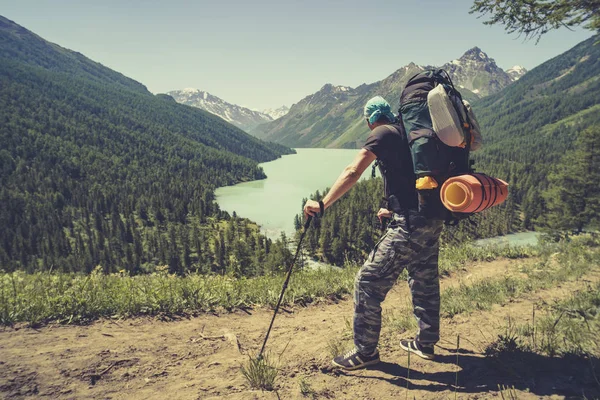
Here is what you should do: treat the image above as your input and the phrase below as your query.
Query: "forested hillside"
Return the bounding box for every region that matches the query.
[297,35,600,266]
[471,34,600,231]
[0,16,293,275]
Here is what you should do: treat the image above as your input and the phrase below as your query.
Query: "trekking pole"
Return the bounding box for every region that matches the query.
[258,215,313,360]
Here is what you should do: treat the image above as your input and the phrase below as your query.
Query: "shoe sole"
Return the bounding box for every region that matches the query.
[399,342,435,360]
[331,358,380,371]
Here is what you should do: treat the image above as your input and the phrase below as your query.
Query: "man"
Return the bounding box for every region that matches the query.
[303,96,444,370]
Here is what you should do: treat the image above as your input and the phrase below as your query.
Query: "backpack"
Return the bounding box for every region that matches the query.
[398,69,483,223]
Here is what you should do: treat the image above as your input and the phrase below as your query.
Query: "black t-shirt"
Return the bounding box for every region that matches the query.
[363,123,418,213]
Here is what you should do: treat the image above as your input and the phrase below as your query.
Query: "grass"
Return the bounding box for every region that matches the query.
[384,305,417,334]
[377,235,600,341]
[298,375,316,398]
[441,236,600,318]
[438,242,540,276]
[538,283,600,357]
[509,281,600,358]
[326,337,352,360]
[0,265,357,326]
[240,353,279,391]
[478,241,600,398]
[326,317,353,358]
[0,238,588,326]
[483,281,600,399]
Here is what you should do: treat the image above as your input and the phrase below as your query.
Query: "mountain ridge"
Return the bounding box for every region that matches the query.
[0,15,149,93]
[167,88,283,132]
[261,105,290,120]
[251,47,525,148]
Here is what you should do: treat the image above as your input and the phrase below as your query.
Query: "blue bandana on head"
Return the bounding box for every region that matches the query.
[364,96,396,125]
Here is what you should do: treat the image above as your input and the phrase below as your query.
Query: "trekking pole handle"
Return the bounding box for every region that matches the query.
[304,215,313,231]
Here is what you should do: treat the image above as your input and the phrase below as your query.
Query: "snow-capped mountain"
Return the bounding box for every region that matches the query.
[505,65,528,81]
[261,106,290,120]
[167,88,273,132]
[440,47,517,96]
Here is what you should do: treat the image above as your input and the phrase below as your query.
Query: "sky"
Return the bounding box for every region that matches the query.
[0,0,594,110]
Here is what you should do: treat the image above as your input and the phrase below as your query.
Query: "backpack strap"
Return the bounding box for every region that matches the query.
[371,160,380,178]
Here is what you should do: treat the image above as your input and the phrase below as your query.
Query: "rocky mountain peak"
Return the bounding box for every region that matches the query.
[442,46,513,96]
[261,106,290,120]
[320,84,352,94]
[506,65,528,81]
[167,88,273,132]
[461,46,491,62]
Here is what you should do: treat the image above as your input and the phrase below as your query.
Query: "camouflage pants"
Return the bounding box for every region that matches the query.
[354,211,443,355]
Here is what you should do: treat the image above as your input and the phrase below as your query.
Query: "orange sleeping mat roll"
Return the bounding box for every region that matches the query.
[440,173,509,213]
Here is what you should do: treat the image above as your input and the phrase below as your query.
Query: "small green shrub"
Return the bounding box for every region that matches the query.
[298,375,316,398]
[240,353,278,391]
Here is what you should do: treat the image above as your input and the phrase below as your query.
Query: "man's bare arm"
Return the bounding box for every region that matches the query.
[304,149,377,217]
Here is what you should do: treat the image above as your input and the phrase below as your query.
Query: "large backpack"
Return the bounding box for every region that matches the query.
[399,69,483,223]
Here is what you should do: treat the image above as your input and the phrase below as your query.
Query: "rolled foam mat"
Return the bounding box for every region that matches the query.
[440,173,509,213]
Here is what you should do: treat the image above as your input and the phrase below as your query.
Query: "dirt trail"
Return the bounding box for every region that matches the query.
[1,258,599,400]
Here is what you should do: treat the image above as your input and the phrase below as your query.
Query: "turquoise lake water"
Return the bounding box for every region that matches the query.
[215,148,372,239]
[475,231,540,247]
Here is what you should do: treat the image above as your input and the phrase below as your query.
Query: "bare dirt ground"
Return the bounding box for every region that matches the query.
[1,258,599,400]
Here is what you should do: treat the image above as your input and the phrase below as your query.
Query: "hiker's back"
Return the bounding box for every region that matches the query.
[364,123,418,214]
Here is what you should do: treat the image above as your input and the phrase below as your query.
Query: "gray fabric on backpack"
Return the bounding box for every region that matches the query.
[427,84,465,147]
[462,100,484,151]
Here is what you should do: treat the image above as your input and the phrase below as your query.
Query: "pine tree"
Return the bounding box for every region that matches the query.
[541,126,600,232]
[471,0,600,42]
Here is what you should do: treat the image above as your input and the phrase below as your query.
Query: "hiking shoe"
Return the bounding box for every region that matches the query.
[332,348,380,370]
[400,339,435,360]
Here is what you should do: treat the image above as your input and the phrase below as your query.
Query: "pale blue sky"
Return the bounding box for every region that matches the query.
[1,0,594,109]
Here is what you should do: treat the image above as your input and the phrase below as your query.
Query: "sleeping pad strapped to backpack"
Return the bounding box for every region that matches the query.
[399,69,483,223]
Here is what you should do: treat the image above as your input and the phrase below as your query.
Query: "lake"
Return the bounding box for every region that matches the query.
[475,231,540,247]
[216,148,540,248]
[215,148,373,239]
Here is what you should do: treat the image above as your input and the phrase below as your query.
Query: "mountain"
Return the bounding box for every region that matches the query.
[252,48,523,148]
[0,15,293,275]
[440,47,516,96]
[167,88,274,132]
[261,105,290,120]
[505,65,527,81]
[249,81,375,148]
